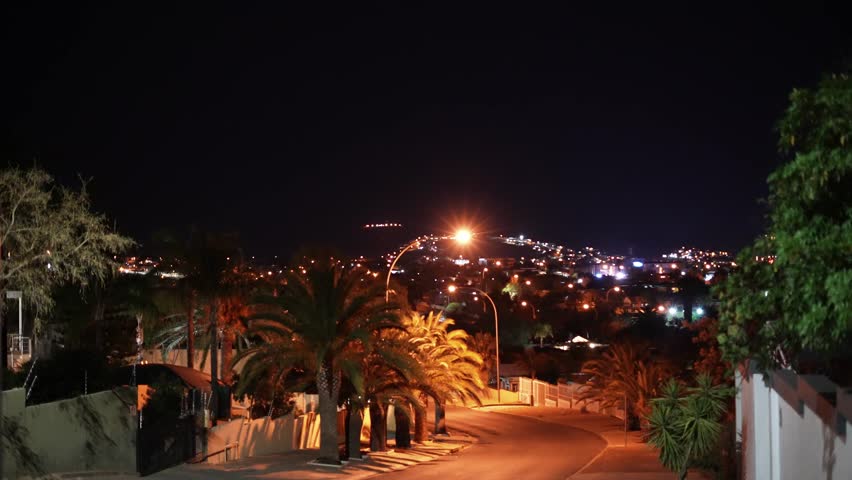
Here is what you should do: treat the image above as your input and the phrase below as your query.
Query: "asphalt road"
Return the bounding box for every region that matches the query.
[377,405,607,480]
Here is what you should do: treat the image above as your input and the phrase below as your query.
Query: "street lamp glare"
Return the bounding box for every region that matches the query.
[447,284,457,293]
[521,301,528,307]
[614,286,621,292]
[454,229,473,244]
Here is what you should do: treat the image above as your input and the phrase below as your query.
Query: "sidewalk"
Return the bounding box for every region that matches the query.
[479,406,709,480]
[96,435,475,480]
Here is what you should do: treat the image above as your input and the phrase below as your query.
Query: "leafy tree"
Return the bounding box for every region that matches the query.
[646,374,734,479]
[578,342,671,429]
[0,167,133,371]
[683,317,730,386]
[717,72,852,370]
[236,262,399,464]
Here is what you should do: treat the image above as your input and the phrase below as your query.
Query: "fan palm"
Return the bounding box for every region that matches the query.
[578,342,671,428]
[236,262,400,464]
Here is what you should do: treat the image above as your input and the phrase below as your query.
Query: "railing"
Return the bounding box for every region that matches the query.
[6,335,32,371]
[514,376,625,419]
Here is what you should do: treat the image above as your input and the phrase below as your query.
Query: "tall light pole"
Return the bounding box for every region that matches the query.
[385,239,421,303]
[385,229,473,302]
[448,284,500,403]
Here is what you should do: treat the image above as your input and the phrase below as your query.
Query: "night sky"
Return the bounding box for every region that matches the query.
[4,4,849,258]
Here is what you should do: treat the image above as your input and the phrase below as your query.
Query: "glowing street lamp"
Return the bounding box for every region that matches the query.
[657,305,666,313]
[454,228,473,245]
[448,284,501,403]
[386,229,473,302]
[521,300,536,320]
[605,286,622,302]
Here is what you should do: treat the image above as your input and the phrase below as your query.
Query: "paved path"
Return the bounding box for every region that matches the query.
[88,405,693,480]
[477,406,693,480]
[377,405,607,480]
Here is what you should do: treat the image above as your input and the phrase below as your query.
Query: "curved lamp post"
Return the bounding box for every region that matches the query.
[448,284,500,403]
[385,239,421,303]
[385,229,473,302]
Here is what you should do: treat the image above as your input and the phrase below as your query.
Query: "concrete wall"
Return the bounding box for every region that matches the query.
[737,366,852,480]
[2,387,137,479]
[205,412,321,464]
[207,414,296,463]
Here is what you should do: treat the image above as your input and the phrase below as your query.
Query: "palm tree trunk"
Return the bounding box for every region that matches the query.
[394,403,411,449]
[369,401,388,451]
[413,397,428,443]
[347,403,365,460]
[222,329,235,385]
[186,295,195,369]
[434,399,447,435]
[209,300,219,426]
[317,361,341,464]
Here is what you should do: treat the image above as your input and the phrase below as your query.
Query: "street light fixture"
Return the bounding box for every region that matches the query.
[386,230,474,302]
[521,300,536,320]
[447,284,501,403]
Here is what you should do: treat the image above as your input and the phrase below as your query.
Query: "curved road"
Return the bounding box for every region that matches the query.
[377,405,606,480]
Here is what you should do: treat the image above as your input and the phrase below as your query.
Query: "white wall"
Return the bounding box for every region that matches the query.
[739,367,852,480]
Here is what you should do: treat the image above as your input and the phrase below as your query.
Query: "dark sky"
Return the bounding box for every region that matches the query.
[4,3,849,257]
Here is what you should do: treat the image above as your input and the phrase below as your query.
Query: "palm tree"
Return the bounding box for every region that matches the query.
[469,332,496,385]
[533,322,553,347]
[357,336,425,452]
[406,312,484,439]
[237,262,400,465]
[646,374,734,479]
[578,342,671,429]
